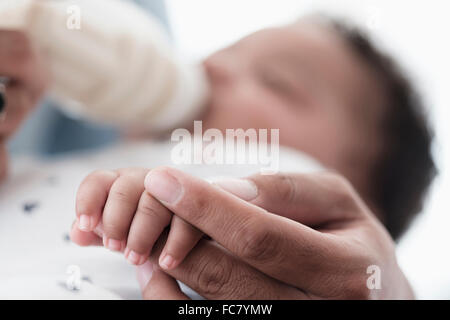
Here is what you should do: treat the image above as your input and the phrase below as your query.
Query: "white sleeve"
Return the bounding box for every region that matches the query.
[0,0,209,132]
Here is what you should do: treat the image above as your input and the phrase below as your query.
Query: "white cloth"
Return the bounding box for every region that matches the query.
[0,140,322,299]
[0,0,209,132]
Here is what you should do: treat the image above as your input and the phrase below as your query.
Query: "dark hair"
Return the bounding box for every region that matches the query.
[325,19,437,240]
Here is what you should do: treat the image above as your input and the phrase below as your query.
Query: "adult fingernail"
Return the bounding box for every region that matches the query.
[212,178,258,201]
[78,215,92,231]
[136,261,153,291]
[144,169,182,204]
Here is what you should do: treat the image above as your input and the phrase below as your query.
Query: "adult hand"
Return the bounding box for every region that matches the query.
[138,167,414,299]
[0,30,49,180]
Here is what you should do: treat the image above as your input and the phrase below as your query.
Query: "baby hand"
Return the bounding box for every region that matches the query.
[72,168,203,269]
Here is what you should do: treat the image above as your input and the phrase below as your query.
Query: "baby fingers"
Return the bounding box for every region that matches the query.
[75,170,119,232]
[102,169,149,252]
[124,191,172,265]
[158,216,204,270]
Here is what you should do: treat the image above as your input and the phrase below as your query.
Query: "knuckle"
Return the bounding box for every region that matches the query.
[272,174,298,204]
[182,188,213,223]
[110,176,140,202]
[103,220,127,239]
[316,245,375,299]
[76,171,118,206]
[109,187,130,203]
[195,254,234,298]
[235,219,282,263]
[138,193,170,221]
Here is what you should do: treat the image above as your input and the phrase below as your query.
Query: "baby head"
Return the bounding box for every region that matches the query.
[201,16,436,240]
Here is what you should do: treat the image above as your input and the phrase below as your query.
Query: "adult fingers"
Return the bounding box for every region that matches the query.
[143,167,358,296]
[148,235,307,300]
[213,172,366,227]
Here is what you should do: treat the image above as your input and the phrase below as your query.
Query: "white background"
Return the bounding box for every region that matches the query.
[166,0,450,299]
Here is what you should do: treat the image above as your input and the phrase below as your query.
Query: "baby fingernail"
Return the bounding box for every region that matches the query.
[160,254,175,270]
[212,178,258,201]
[104,237,123,251]
[126,249,146,265]
[78,215,92,231]
[94,222,104,237]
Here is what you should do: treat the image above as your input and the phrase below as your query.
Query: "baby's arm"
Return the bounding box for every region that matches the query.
[73,168,203,269]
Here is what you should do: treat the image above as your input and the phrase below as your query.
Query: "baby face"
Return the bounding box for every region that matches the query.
[202,21,385,197]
